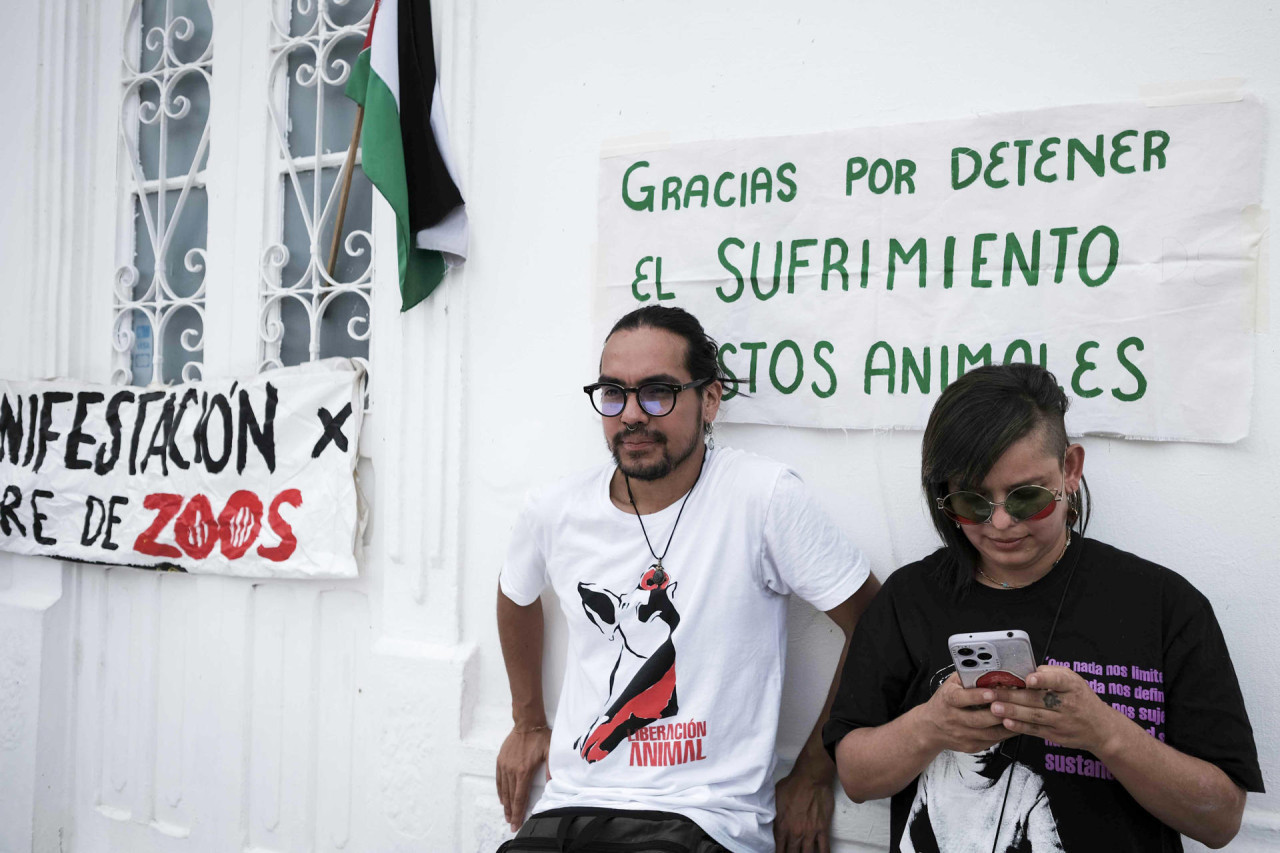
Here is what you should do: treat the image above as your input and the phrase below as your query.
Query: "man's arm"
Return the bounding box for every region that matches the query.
[773,574,880,853]
[496,586,552,833]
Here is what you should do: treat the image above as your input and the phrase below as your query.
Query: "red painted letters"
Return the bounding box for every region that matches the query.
[133,489,303,563]
[133,493,183,558]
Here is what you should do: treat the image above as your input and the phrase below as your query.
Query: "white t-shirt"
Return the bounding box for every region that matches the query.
[499,447,870,853]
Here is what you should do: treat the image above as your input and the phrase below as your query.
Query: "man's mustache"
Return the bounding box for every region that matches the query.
[611,428,667,450]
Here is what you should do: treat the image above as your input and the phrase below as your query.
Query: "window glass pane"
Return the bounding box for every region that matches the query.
[131,194,157,301]
[138,0,166,71]
[268,169,372,368]
[162,304,205,384]
[262,0,375,389]
[318,291,371,362]
[115,0,211,386]
[283,47,319,161]
[133,187,210,299]
[274,295,311,368]
[327,0,369,29]
[287,0,318,39]
[277,169,373,289]
[277,169,317,288]
[136,78,162,182]
[165,186,209,300]
[136,1,212,182]
[285,28,365,159]
[328,169,374,282]
[128,310,155,382]
[170,0,213,66]
[163,69,212,178]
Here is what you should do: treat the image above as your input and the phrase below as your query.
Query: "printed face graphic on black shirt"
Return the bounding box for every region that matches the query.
[903,668,1065,853]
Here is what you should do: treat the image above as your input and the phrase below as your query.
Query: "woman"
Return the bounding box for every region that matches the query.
[823,363,1262,852]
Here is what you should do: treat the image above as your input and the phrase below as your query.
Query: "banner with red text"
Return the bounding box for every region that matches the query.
[595,97,1264,442]
[0,359,364,578]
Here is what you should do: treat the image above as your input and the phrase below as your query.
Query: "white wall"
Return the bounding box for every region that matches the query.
[458,2,1280,849]
[0,3,70,852]
[1,2,1277,852]
[0,0,39,377]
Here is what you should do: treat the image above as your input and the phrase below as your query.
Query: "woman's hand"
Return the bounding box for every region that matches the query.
[988,664,1248,847]
[985,665,1125,753]
[920,672,1019,754]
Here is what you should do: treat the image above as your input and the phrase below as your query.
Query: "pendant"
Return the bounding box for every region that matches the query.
[649,562,666,586]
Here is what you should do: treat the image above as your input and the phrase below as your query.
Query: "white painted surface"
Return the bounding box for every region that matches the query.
[0,2,1277,852]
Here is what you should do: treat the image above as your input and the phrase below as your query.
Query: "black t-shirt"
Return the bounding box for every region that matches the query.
[823,536,1263,853]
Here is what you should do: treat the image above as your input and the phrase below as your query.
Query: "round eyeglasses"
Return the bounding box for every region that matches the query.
[583,378,710,418]
[937,484,1062,525]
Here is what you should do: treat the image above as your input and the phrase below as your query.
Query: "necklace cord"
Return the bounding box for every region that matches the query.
[623,446,708,567]
[977,530,1071,590]
[989,534,1082,853]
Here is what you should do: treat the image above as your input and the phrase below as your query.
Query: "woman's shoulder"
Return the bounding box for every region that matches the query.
[1078,537,1211,607]
[882,547,952,595]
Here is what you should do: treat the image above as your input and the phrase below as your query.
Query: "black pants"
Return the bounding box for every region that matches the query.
[497,807,731,853]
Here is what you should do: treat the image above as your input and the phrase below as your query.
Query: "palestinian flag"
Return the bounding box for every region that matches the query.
[347,0,468,312]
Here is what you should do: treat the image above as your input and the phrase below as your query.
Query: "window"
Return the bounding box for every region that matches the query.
[113,0,375,389]
[114,0,213,385]
[260,0,375,378]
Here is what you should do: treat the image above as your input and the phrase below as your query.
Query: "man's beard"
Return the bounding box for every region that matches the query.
[609,419,703,481]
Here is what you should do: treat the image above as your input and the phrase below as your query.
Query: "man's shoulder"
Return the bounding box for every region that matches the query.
[705,445,793,492]
[520,461,612,520]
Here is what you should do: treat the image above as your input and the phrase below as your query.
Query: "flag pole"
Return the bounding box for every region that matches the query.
[327,105,365,282]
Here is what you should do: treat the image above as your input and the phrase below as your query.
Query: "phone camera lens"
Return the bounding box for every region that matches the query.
[977,652,992,661]
[961,659,977,667]
[957,647,973,656]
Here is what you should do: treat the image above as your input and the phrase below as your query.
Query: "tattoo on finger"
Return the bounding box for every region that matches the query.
[1043,691,1062,710]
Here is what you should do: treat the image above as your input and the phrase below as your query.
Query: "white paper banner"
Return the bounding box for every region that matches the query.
[596,98,1264,442]
[0,359,364,578]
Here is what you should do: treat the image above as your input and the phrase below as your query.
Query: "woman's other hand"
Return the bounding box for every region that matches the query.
[920,672,1019,754]
[985,665,1125,753]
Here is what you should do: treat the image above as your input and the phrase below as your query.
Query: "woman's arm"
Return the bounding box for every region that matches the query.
[990,666,1246,848]
[835,673,1015,803]
[1096,716,1245,848]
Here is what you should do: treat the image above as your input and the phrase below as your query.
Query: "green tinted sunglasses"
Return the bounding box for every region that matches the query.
[937,484,1062,525]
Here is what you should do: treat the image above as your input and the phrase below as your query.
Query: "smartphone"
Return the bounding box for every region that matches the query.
[948,630,1037,689]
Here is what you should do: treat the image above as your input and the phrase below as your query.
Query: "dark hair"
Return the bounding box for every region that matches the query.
[606,305,736,384]
[921,363,1091,597]
[605,306,736,436]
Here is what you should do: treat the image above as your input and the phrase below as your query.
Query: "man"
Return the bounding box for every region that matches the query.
[496,306,880,853]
